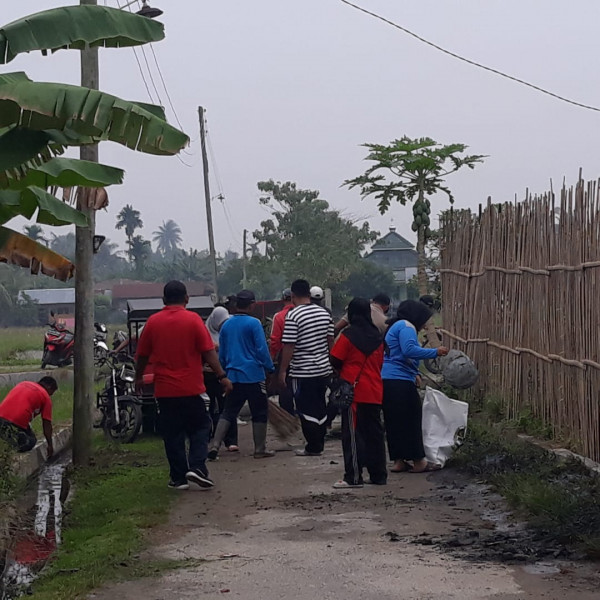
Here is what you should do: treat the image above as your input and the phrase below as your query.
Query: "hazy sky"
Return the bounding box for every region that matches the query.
[4,1,600,256]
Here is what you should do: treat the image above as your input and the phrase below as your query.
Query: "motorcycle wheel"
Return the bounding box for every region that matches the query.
[41,349,54,369]
[423,357,442,375]
[103,399,143,444]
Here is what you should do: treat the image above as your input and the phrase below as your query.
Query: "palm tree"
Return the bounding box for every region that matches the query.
[116,204,143,261]
[152,219,182,258]
[128,235,152,275]
[23,224,48,245]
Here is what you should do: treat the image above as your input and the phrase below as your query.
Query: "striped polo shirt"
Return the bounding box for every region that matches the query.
[282,303,334,378]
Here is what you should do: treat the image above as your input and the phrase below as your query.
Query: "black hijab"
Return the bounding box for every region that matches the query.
[342,297,383,356]
[389,299,433,331]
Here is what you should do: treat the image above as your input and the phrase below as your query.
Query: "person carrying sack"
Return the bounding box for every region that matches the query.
[329,298,387,489]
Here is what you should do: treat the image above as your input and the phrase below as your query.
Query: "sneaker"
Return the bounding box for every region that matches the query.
[185,469,214,488]
[207,449,219,461]
[168,480,190,490]
[294,449,323,457]
[332,480,363,489]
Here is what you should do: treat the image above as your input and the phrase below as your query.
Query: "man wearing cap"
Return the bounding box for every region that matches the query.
[136,280,232,491]
[209,290,276,459]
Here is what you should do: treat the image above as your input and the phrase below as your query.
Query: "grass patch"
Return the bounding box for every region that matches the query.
[28,435,177,600]
[452,410,600,558]
[0,327,45,364]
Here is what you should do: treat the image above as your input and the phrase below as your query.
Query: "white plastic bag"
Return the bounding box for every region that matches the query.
[422,387,469,468]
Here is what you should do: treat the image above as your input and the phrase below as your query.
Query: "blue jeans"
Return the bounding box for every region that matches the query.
[157,396,212,483]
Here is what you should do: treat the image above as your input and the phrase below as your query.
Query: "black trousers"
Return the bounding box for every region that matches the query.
[341,403,387,485]
[290,376,329,454]
[221,382,268,424]
[382,379,425,461]
[157,396,212,484]
[205,374,238,446]
[0,418,36,452]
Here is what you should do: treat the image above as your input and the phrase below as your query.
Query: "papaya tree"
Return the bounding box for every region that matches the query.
[344,137,485,295]
[0,4,189,464]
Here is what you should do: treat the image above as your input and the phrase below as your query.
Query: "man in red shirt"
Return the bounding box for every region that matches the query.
[269,288,295,413]
[0,376,58,458]
[135,281,232,490]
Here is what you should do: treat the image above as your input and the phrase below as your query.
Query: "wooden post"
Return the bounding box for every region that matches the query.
[72,0,98,466]
[198,106,219,298]
[242,228,248,288]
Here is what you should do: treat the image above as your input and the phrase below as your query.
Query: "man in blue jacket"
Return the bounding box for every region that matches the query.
[208,289,276,460]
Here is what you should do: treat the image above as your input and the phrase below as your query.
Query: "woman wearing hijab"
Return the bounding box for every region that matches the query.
[204,306,239,452]
[382,300,449,473]
[330,298,387,489]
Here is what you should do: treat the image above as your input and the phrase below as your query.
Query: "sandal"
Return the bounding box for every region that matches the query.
[226,445,240,452]
[332,480,364,489]
[390,460,409,473]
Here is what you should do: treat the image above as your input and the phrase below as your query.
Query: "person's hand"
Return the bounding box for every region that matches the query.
[278,373,287,391]
[220,377,233,395]
[437,346,449,357]
[415,374,422,388]
[46,444,54,460]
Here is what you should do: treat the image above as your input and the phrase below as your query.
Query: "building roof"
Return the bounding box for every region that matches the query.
[20,288,75,305]
[369,228,415,252]
[112,280,209,300]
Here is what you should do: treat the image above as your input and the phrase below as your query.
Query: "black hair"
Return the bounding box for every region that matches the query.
[291,279,310,298]
[163,280,187,305]
[372,293,391,307]
[38,376,58,392]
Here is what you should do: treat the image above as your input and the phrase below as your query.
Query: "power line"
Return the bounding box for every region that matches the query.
[339,0,600,113]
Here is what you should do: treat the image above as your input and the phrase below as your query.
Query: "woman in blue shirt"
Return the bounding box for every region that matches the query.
[382,300,448,473]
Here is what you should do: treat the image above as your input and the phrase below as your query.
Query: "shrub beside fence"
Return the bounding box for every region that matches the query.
[440,176,600,460]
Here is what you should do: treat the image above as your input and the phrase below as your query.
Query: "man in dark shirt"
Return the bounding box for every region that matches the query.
[136,281,232,490]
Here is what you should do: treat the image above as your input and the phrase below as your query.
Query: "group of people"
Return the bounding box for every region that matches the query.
[135,279,448,491]
[0,278,448,495]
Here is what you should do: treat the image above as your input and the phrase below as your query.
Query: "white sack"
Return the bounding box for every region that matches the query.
[422,387,469,468]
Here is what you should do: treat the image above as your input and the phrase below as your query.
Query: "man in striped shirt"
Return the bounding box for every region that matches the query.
[278,279,334,456]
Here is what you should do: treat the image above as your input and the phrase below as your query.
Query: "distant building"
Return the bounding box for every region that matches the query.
[110,280,211,311]
[365,227,419,299]
[19,288,75,325]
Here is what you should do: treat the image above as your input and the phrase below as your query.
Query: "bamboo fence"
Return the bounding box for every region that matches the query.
[440,175,600,460]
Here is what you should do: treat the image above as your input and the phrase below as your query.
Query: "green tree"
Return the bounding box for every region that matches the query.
[336,261,396,305]
[49,232,76,262]
[253,180,378,290]
[23,224,47,245]
[127,235,151,276]
[344,137,484,294]
[152,219,182,258]
[116,204,143,261]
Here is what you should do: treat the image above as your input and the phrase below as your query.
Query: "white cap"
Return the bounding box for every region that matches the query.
[310,285,324,300]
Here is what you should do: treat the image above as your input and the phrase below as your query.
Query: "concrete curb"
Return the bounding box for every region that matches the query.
[0,369,73,388]
[12,427,72,479]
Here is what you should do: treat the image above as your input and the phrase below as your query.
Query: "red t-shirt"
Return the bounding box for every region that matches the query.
[330,334,384,405]
[269,303,294,359]
[136,306,214,398]
[0,381,52,429]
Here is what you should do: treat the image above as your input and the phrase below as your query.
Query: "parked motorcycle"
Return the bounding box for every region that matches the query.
[94,322,109,363]
[95,354,143,443]
[41,321,74,369]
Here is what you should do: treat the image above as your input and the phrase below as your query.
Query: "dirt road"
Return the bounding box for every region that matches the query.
[89,426,600,600]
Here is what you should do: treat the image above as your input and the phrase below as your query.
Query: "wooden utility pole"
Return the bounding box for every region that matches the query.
[72,0,98,465]
[242,229,248,288]
[198,106,219,298]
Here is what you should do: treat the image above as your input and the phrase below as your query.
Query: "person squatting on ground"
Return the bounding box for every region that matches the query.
[135,280,232,490]
[330,298,387,489]
[382,300,449,473]
[0,377,58,458]
[269,288,295,414]
[209,289,276,460]
[205,305,239,451]
[278,279,335,456]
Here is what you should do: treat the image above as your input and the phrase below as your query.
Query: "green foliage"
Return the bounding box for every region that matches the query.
[333,260,395,308]
[127,235,151,276]
[116,204,143,245]
[252,180,378,291]
[23,224,47,243]
[152,219,182,258]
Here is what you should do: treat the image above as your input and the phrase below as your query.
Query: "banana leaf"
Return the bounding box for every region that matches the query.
[0,226,74,280]
[0,186,88,226]
[4,157,124,190]
[0,5,164,64]
[0,73,189,155]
